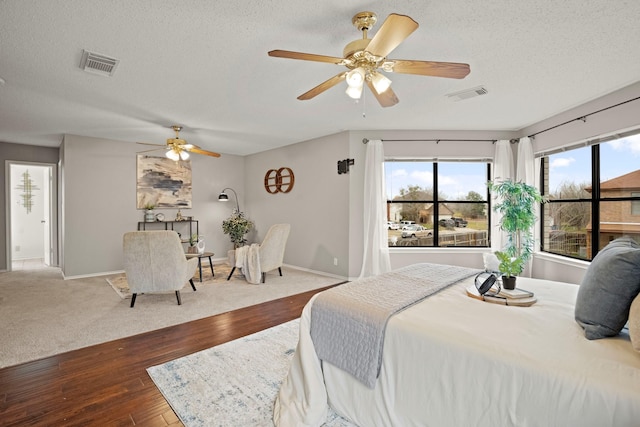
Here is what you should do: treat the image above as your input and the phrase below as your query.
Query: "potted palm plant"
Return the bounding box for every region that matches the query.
[488,179,546,289]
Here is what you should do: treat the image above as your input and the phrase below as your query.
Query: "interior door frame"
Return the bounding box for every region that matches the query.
[5,160,58,271]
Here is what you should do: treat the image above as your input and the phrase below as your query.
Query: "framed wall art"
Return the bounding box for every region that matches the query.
[136,155,192,209]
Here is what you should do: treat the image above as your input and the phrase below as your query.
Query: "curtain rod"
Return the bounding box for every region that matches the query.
[363,95,640,144]
[528,95,640,139]
[362,138,499,144]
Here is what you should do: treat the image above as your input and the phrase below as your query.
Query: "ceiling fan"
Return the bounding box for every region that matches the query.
[268,11,470,107]
[137,125,221,160]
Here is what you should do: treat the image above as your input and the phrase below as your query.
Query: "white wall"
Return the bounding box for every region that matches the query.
[245,132,350,277]
[61,134,245,277]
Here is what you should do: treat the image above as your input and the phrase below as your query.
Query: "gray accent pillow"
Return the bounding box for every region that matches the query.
[630,293,640,352]
[575,237,640,340]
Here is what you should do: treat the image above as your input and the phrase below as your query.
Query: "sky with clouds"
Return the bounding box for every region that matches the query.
[549,133,640,192]
[385,133,640,199]
[385,161,488,200]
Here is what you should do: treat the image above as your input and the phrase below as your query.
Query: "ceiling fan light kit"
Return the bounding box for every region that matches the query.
[370,72,392,94]
[268,11,470,107]
[346,68,365,87]
[346,82,363,99]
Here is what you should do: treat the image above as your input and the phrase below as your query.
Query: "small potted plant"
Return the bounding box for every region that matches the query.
[187,233,199,254]
[494,251,524,289]
[488,179,546,289]
[222,211,254,248]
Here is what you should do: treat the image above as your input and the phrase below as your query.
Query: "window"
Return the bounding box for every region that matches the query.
[541,132,640,260]
[632,192,640,215]
[385,160,490,247]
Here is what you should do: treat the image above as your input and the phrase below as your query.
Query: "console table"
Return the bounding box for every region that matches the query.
[137,219,198,244]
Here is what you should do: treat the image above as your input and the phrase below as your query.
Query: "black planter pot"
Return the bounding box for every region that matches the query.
[502,275,517,290]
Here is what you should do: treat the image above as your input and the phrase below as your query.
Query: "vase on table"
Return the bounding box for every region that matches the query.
[196,238,205,254]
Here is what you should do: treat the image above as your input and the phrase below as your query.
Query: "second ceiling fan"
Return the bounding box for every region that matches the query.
[268,11,470,107]
[137,126,221,160]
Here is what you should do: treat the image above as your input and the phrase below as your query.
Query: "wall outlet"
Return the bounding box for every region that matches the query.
[15,245,20,252]
[333,257,338,266]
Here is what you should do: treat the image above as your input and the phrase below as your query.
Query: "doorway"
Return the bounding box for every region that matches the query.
[6,161,57,271]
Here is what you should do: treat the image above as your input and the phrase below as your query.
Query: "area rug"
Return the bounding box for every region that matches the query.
[147,319,355,427]
[106,263,231,299]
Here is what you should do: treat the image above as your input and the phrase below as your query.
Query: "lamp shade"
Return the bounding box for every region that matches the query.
[166,149,180,161]
[218,187,240,212]
[371,72,392,94]
[346,67,365,87]
[345,84,363,99]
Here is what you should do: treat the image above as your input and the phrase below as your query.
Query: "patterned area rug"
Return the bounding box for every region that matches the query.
[106,263,232,299]
[147,319,355,427]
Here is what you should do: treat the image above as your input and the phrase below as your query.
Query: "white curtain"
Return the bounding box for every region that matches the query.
[516,136,535,184]
[516,136,539,277]
[491,140,514,252]
[359,139,391,278]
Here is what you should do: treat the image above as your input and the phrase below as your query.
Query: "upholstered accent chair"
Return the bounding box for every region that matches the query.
[123,230,199,307]
[227,223,291,283]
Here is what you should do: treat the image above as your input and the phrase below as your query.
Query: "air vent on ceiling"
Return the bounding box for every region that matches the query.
[446,85,488,102]
[79,50,119,76]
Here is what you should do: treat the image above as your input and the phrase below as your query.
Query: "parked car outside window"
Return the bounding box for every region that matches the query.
[400,220,416,230]
[387,221,399,230]
[451,217,468,227]
[401,225,433,238]
[438,218,455,229]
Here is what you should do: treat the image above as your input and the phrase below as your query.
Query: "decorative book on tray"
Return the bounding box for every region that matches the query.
[466,285,537,306]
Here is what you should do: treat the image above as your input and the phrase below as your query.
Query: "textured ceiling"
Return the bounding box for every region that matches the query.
[1,0,639,156]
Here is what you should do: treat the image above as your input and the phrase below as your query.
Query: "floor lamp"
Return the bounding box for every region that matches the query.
[218,187,240,213]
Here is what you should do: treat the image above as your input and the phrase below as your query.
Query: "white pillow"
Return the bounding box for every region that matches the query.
[483,252,500,272]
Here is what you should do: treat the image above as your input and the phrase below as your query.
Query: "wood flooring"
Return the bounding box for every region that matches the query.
[0,285,337,426]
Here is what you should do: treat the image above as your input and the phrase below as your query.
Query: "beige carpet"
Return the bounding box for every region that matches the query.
[0,264,342,369]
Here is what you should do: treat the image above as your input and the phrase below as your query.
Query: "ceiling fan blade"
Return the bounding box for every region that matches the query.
[137,141,165,147]
[298,72,347,100]
[366,79,399,108]
[389,59,470,79]
[188,146,221,158]
[365,14,418,58]
[268,50,344,64]
[137,147,166,154]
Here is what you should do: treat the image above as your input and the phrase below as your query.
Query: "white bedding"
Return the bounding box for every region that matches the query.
[274,275,640,427]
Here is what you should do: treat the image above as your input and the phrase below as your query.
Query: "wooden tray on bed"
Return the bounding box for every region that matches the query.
[466,285,537,306]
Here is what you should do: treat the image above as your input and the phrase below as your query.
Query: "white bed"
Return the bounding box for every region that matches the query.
[273,270,640,427]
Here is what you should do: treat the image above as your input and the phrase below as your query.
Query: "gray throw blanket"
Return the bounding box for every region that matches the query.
[309,263,481,388]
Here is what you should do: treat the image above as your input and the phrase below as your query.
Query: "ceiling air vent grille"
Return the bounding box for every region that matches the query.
[79,50,119,76]
[446,86,488,102]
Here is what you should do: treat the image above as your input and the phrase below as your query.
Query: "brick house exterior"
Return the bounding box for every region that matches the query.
[586,169,640,255]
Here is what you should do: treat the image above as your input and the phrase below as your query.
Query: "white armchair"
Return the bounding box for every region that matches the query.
[123,230,199,307]
[227,223,291,283]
